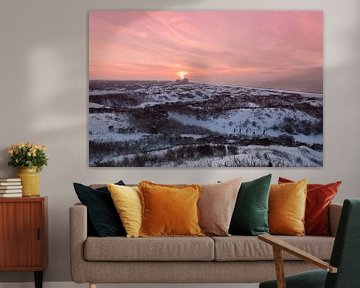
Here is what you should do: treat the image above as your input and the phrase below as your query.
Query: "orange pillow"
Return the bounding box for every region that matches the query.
[138,181,204,237]
[269,179,307,236]
[278,177,341,235]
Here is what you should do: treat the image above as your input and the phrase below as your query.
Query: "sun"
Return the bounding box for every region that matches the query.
[177,70,188,80]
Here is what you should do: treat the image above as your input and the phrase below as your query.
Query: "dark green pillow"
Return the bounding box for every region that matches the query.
[229,174,272,236]
[73,181,126,237]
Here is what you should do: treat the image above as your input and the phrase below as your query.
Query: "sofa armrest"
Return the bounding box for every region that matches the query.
[69,203,88,283]
[329,203,342,237]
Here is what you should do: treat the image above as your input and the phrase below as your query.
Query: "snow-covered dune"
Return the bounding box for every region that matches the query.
[89,80,323,167]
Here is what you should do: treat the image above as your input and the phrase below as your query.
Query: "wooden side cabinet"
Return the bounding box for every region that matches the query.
[0,197,47,288]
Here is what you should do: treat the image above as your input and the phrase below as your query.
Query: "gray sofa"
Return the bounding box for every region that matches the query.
[70,202,342,287]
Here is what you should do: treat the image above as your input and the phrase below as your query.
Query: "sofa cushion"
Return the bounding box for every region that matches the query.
[279,177,341,236]
[107,184,142,238]
[84,236,214,261]
[269,179,307,236]
[199,178,242,236]
[229,174,271,236]
[139,181,203,237]
[212,236,334,261]
[73,181,126,237]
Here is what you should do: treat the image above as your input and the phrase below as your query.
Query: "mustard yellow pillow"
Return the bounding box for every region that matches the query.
[269,179,307,236]
[139,181,204,237]
[107,183,142,238]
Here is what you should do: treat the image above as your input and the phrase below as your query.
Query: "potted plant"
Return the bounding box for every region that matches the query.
[8,143,48,197]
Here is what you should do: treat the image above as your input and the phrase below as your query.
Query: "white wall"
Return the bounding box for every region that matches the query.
[0,0,359,283]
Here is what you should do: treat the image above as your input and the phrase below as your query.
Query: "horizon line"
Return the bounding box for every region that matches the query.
[89,79,323,95]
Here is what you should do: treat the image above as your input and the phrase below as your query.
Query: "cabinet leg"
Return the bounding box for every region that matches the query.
[34,271,43,288]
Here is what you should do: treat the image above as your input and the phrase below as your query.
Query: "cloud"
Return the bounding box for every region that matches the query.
[89,11,323,92]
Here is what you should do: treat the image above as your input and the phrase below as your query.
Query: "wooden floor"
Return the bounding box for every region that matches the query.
[0,283,259,288]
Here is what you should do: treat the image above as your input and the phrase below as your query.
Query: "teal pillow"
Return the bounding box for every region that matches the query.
[73,181,126,237]
[229,174,272,236]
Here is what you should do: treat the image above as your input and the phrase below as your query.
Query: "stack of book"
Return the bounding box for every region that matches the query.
[0,178,22,197]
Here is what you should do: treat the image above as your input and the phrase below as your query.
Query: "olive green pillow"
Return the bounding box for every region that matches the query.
[229,174,272,236]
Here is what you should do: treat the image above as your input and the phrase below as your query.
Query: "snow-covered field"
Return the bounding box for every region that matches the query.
[89,80,323,167]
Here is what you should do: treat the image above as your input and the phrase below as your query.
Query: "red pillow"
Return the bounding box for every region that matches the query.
[278,177,341,236]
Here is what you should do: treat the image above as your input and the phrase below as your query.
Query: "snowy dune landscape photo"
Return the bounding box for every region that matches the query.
[89,80,323,167]
[88,11,323,167]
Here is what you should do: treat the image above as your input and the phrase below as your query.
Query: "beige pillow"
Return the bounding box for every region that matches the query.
[198,178,242,236]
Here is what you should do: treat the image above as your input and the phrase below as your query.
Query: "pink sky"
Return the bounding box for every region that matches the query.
[89,11,323,93]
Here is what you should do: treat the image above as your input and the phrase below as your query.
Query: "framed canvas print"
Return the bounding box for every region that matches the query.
[89,11,323,167]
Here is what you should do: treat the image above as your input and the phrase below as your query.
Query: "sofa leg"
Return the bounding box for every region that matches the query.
[89,283,96,288]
